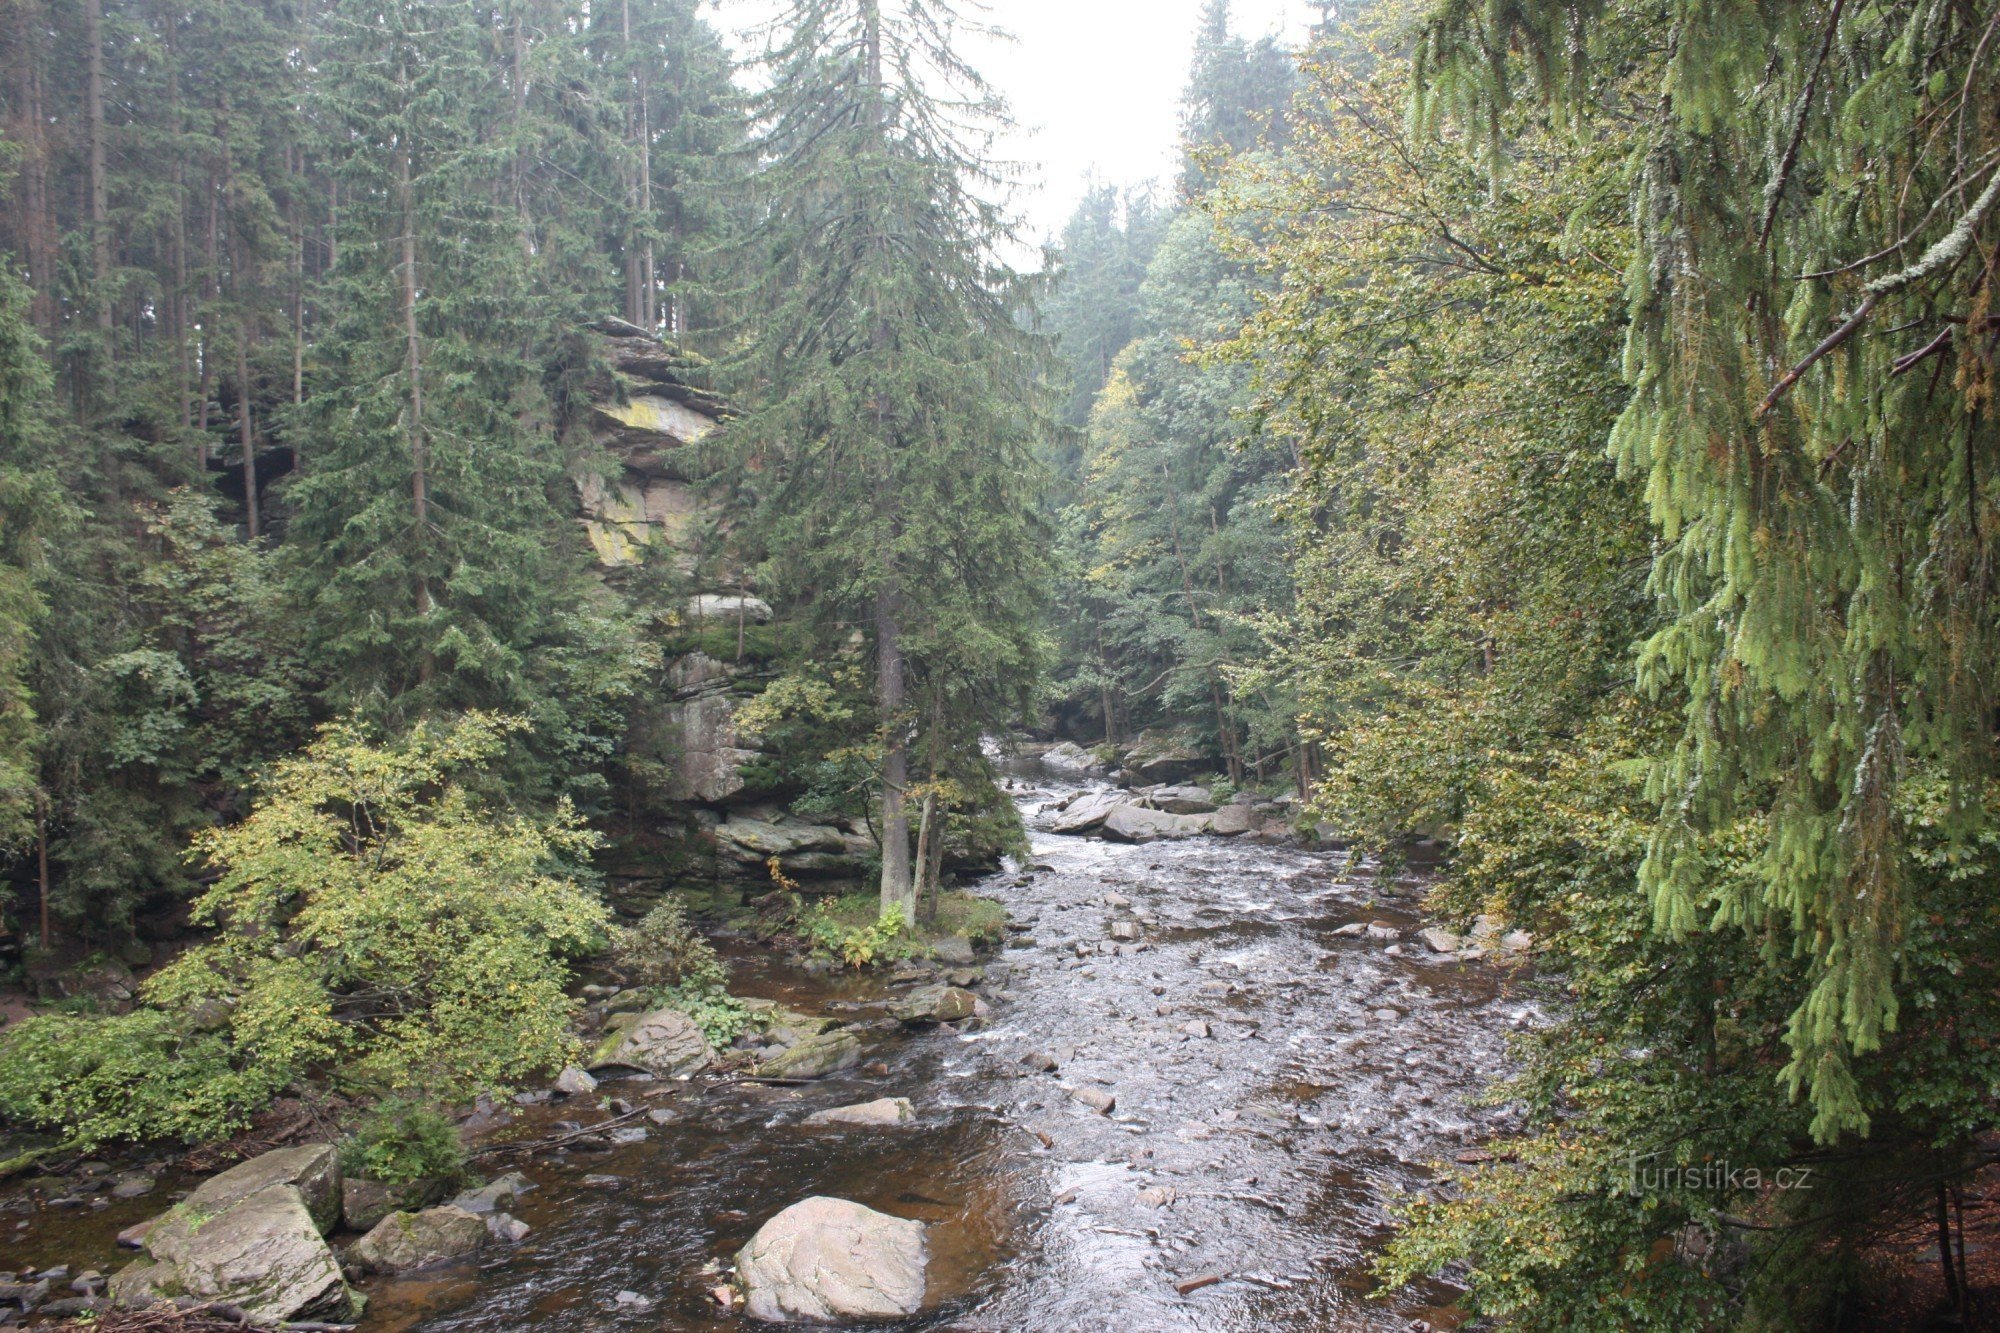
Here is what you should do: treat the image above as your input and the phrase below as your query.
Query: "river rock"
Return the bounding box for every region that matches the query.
[447,1172,535,1216]
[1119,729,1215,784]
[1050,788,1121,834]
[1040,741,1106,773]
[126,1180,350,1321]
[1070,1085,1117,1115]
[178,1145,342,1237]
[1365,922,1401,941]
[890,985,977,1024]
[341,1178,399,1233]
[487,1212,532,1244]
[736,1196,928,1323]
[1102,805,1210,843]
[803,1098,916,1128]
[1208,803,1256,837]
[1418,927,1466,954]
[1148,785,1217,814]
[754,1030,861,1079]
[554,1066,598,1096]
[347,1206,487,1275]
[589,1007,716,1076]
[929,935,977,965]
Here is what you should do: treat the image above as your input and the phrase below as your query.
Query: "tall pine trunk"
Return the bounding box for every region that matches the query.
[86,0,112,335]
[396,91,432,625]
[862,0,913,921]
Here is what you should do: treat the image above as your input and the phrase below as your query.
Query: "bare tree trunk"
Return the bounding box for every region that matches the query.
[876,583,914,919]
[35,788,51,950]
[167,12,192,432]
[236,340,259,536]
[513,9,532,261]
[86,0,112,334]
[397,123,431,623]
[13,1,55,338]
[861,0,912,921]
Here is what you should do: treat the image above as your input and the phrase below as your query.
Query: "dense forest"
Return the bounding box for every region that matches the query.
[0,0,1996,1328]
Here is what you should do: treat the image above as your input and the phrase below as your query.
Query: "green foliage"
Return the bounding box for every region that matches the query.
[1418,0,2000,1143]
[614,894,727,992]
[728,0,1055,913]
[339,1098,467,1189]
[0,1010,278,1150]
[797,896,913,970]
[147,714,608,1102]
[657,984,751,1049]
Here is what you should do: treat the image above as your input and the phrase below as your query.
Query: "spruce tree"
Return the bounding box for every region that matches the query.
[1419,0,2000,1140]
[730,0,1052,920]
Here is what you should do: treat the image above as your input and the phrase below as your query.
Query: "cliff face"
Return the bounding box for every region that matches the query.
[574,323,877,909]
[575,320,730,571]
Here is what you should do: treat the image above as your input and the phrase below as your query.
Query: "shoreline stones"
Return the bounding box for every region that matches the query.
[735,1196,928,1324]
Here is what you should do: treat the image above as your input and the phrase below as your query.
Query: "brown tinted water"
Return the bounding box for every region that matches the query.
[6,767,1537,1330]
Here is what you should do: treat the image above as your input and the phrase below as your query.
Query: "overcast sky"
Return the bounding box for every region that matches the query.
[709,0,1312,245]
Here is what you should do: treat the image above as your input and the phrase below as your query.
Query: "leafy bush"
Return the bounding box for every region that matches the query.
[798,897,912,969]
[658,984,752,1048]
[339,1098,467,1188]
[613,894,726,992]
[144,714,609,1104]
[0,1011,281,1150]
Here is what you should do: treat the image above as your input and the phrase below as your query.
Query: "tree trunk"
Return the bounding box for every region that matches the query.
[86,0,112,334]
[14,1,55,339]
[35,788,50,950]
[236,339,258,537]
[876,583,913,919]
[398,126,432,621]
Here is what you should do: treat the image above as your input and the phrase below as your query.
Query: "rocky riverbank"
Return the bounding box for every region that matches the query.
[1,766,1535,1330]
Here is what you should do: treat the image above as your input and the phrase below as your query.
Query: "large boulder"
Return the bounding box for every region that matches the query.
[1148,784,1217,814]
[590,1007,716,1077]
[1208,803,1257,836]
[1050,788,1121,835]
[1119,730,1216,785]
[177,1145,342,1237]
[736,1197,927,1323]
[754,1030,861,1079]
[347,1206,488,1275]
[1040,741,1108,773]
[128,1182,349,1321]
[1102,804,1211,843]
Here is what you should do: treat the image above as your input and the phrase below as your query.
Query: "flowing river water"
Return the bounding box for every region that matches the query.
[6,766,1538,1330]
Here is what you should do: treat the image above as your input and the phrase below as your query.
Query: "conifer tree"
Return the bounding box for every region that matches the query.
[730,0,1052,920]
[1420,0,2000,1142]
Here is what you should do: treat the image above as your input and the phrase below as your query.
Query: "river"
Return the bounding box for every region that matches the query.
[366,765,1533,1330]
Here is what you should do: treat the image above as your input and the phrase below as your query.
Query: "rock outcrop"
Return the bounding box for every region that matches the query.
[736,1197,927,1323]
[575,322,726,572]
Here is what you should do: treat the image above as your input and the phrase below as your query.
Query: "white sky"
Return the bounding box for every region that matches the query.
[707,0,1312,245]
